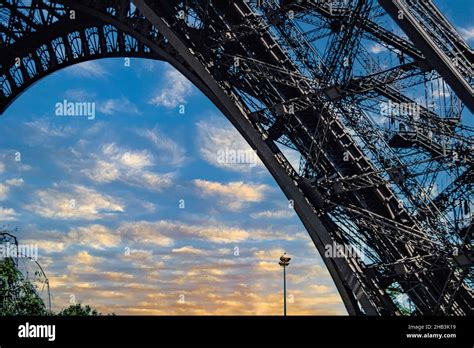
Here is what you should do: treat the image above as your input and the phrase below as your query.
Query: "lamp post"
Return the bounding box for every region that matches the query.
[279,252,291,317]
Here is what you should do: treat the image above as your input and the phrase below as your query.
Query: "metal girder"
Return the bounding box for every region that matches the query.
[378,0,474,112]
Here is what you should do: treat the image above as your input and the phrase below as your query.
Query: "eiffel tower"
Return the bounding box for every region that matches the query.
[0,0,472,315]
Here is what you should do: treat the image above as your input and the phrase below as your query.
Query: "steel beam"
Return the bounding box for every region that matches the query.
[378,0,474,112]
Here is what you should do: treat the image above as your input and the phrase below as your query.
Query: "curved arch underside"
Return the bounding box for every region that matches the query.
[1,0,472,316]
[0,1,166,112]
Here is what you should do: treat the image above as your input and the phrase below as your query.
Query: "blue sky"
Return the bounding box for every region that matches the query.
[0,0,472,315]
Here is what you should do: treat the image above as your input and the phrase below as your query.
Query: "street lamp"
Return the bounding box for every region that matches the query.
[279,252,291,316]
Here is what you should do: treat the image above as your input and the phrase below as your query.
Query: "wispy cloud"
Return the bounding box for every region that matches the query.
[137,127,187,167]
[110,219,297,245]
[250,209,295,219]
[67,224,121,250]
[128,220,249,244]
[23,239,66,253]
[149,66,194,108]
[459,26,474,41]
[0,184,8,201]
[81,143,175,191]
[64,89,97,100]
[196,116,264,173]
[66,61,108,78]
[172,246,209,255]
[23,119,74,138]
[98,97,141,115]
[25,184,125,220]
[118,221,174,247]
[194,179,268,211]
[0,206,19,221]
[0,178,23,201]
[368,43,387,54]
[65,251,105,273]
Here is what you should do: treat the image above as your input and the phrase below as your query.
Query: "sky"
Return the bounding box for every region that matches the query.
[0,0,472,315]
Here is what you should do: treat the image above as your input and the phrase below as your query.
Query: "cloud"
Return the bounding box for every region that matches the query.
[310,284,332,294]
[140,60,158,72]
[459,26,474,41]
[0,153,31,173]
[172,246,208,255]
[26,217,345,315]
[180,223,251,243]
[116,219,298,245]
[28,240,66,253]
[103,143,152,169]
[254,248,285,260]
[368,43,387,54]
[65,251,106,273]
[70,251,98,265]
[0,206,19,221]
[256,260,280,272]
[149,67,194,108]
[23,119,73,138]
[289,265,330,284]
[81,143,174,190]
[117,220,249,244]
[21,224,122,256]
[194,179,268,210]
[64,89,96,100]
[0,184,8,201]
[83,160,120,183]
[26,184,125,220]
[66,61,108,78]
[0,178,24,201]
[141,201,156,213]
[5,178,23,186]
[137,127,187,167]
[196,116,264,172]
[98,97,141,115]
[101,271,134,282]
[67,224,121,250]
[250,209,295,219]
[118,221,174,247]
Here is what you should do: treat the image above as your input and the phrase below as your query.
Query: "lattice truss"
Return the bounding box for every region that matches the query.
[0,0,472,315]
[0,0,169,110]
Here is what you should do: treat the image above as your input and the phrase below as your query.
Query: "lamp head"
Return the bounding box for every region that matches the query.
[279,252,291,266]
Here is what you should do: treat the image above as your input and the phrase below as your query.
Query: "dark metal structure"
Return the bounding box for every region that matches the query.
[0,0,472,315]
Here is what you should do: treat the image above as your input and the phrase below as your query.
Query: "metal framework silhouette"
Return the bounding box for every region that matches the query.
[0,0,472,315]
